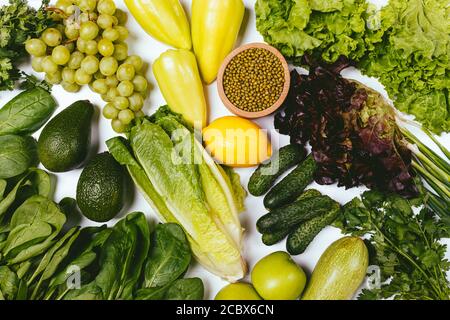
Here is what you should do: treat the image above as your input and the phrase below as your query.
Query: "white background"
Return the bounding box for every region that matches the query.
[0,0,449,299]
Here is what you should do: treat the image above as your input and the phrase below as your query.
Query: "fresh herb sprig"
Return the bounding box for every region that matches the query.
[0,0,53,90]
[336,190,450,300]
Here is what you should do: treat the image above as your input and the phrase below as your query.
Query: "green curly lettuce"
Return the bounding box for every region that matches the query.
[359,0,450,134]
[255,0,386,64]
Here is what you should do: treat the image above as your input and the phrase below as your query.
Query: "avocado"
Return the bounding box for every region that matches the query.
[76,152,125,222]
[38,100,94,172]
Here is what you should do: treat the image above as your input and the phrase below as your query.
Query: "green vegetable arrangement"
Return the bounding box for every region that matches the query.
[0,167,203,300]
[0,0,54,90]
[336,191,450,300]
[107,106,247,282]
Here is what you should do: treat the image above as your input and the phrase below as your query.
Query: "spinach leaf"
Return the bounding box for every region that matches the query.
[136,278,204,300]
[1,195,66,264]
[44,227,111,300]
[0,266,19,300]
[0,179,6,200]
[63,282,103,300]
[94,212,149,300]
[164,278,204,300]
[0,135,38,179]
[0,87,56,136]
[143,223,191,288]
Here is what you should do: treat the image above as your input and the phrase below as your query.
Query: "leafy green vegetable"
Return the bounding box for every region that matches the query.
[335,190,450,300]
[0,87,57,135]
[136,278,204,300]
[359,0,449,134]
[0,266,19,300]
[0,0,53,90]
[0,135,38,179]
[255,0,386,63]
[107,106,247,282]
[143,223,191,288]
[1,195,66,265]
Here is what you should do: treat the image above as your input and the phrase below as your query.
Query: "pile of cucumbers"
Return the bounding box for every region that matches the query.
[248,144,341,255]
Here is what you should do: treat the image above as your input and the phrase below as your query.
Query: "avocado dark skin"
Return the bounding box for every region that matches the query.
[38,100,94,172]
[76,152,125,222]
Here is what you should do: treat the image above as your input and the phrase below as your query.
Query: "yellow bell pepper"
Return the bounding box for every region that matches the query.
[124,0,191,50]
[191,0,245,84]
[153,49,208,128]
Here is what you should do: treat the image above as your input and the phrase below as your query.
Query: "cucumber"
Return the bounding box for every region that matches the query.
[286,202,341,255]
[248,144,305,196]
[261,189,323,246]
[302,237,368,300]
[257,196,336,234]
[264,155,317,209]
[262,229,291,246]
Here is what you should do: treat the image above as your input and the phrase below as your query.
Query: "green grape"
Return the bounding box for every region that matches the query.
[102,27,119,41]
[85,40,98,55]
[111,16,119,27]
[105,75,118,87]
[115,26,129,41]
[101,94,110,102]
[128,92,144,111]
[118,109,135,125]
[98,38,114,57]
[99,56,118,76]
[55,23,65,35]
[55,0,72,14]
[65,42,75,53]
[113,96,129,110]
[31,56,44,72]
[52,45,71,65]
[81,55,99,74]
[61,81,81,93]
[103,103,119,119]
[124,55,143,72]
[68,51,85,69]
[116,63,135,81]
[62,67,76,83]
[65,5,76,15]
[45,70,62,84]
[134,110,145,118]
[106,87,120,101]
[76,38,87,53]
[97,14,114,29]
[80,21,99,40]
[41,28,62,47]
[41,56,58,74]
[112,42,128,61]
[97,0,116,15]
[25,38,47,57]
[132,75,148,92]
[117,80,134,97]
[92,79,108,94]
[94,70,105,79]
[65,25,79,40]
[114,9,127,25]
[79,0,97,12]
[111,119,126,133]
[75,68,92,85]
[79,12,91,23]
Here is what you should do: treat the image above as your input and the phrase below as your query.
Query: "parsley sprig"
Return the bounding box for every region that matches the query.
[336,191,450,300]
[0,0,53,90]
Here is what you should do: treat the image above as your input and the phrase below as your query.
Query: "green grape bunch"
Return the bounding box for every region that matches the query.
[25,0,148,133]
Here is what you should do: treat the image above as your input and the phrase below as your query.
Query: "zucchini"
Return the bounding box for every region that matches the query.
[248,144,305,196]
[257,196,336,234]
[302,237,368,300]
[286,202,341,255]
[261,189,323,246]
[264,155,317,209]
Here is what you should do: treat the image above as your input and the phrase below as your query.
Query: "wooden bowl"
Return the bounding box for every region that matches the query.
[217,43,290,118]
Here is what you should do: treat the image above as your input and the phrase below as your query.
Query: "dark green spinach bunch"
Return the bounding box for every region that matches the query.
[335,190,450,300]
[0,0,53,90]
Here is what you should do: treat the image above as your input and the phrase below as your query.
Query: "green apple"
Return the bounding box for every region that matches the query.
[215,282,262,300]
[251,251,307,300]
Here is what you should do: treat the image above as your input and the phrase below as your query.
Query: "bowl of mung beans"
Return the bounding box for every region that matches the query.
[217,43,290,118]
